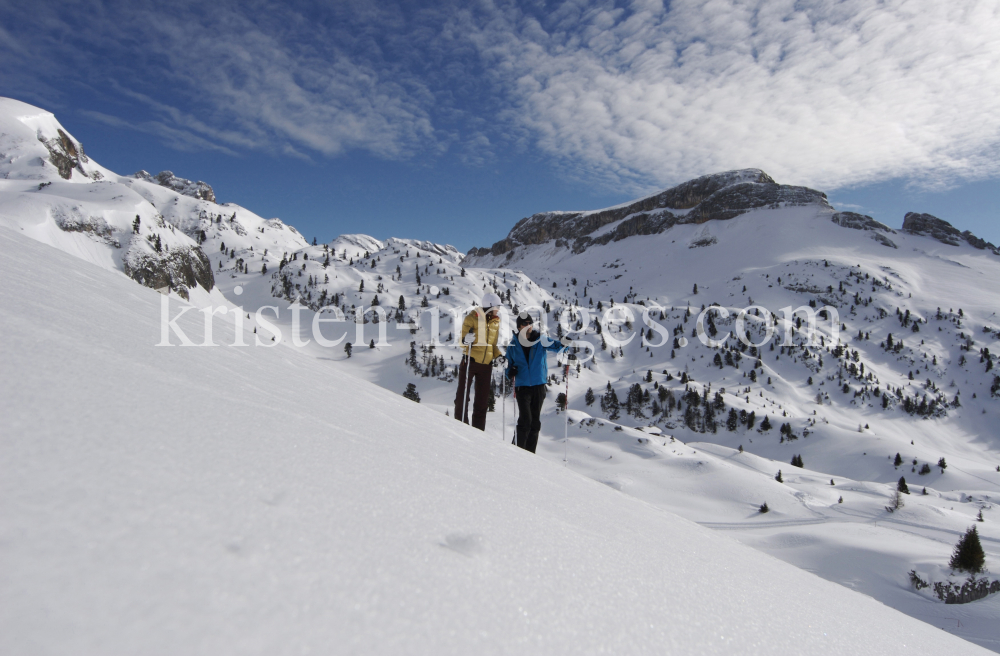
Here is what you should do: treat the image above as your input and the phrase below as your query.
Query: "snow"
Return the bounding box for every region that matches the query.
[3,96,1000,652]
[1,225,990,655]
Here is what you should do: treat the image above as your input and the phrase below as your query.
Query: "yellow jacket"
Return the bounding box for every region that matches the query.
[461,308,502,364]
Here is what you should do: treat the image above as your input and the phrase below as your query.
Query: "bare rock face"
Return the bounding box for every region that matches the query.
[902,212,999,254]
[37,128,102,181]
[831,212,892,233]
[135,170,216,203]
[122,238,215,293]
[467,169,829,258]
[831,212,897,248]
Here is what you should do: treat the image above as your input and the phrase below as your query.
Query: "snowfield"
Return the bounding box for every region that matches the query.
[2,96,1000,652]
[0,225,990,655]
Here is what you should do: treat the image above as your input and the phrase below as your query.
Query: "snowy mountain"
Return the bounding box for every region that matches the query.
[0,97,308,300]
[1,220,989,656]
[466,169,831,259]
[2,97,999,651]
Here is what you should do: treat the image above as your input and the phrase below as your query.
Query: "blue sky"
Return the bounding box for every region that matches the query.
[2,0,998,252]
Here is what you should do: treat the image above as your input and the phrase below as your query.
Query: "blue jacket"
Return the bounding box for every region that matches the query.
[504,331,566,388]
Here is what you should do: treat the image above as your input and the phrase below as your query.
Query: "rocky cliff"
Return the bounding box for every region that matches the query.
[122,240,214,298]
[466,169,829,259]
[135,170,216,203]
[902,212,999,254]
[830,211,898,248]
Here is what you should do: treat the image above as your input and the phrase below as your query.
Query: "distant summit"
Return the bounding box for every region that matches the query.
[134,170,216,203]
[466,169,829,259]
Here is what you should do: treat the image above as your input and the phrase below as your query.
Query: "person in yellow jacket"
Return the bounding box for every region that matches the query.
[455,292,504,430]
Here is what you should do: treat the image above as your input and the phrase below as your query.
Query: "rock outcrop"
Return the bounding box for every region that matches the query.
[831,212,897,248]
[466,169,829,259]
[37,128,102,181]
[122,238,215,294]
[902,212,999,254]
[135,170,216,203]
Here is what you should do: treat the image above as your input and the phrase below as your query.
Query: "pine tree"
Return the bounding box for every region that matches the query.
[369,339,375,349]
[344,342,353,358]
[938,457,948,472]
[726,408,738,431]
[949,526,985,573]
[894,453,903,468]
[585,387,595,406]
[759,502,769,513]
[897,476,910,494]
[398,295,406,310]
[692,283,698,295]
[760,415,771,431]
[403,383,421,403]
[775,470,783,483]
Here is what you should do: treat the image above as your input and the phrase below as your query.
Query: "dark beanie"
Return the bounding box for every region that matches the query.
[516,311,534,331]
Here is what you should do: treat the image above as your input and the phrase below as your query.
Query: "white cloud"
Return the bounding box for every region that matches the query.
[0,0,438,161]
[3,0,999,194]
[78,110,240,156]
[458,0,1000,192]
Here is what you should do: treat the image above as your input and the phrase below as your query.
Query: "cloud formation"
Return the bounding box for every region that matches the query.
[0,0,438,160]
[2,0,999,194]
[459,0,1000,191]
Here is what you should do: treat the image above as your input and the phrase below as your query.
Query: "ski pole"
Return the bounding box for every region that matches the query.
[501,363,506,443]
[563,353,577,463]
[492,355,507,442]
[459,331,474,424]
[512,384,517,445]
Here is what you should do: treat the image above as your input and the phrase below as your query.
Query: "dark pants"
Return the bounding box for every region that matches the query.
[515,384,546,453]
[454,357,492,430]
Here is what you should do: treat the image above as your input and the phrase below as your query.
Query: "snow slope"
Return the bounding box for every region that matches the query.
[1,226,991,655]
[3,97,999,650]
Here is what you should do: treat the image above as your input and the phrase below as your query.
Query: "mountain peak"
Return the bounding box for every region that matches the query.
[466,168,827,260]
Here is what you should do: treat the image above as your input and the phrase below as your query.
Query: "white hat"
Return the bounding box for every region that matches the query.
[482,292,502,309]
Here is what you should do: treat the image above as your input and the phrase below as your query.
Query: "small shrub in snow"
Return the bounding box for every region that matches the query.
[909,570,929,590]
[403,383,421,403]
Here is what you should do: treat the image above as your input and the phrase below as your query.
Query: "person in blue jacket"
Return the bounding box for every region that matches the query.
[504,311,572,453]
